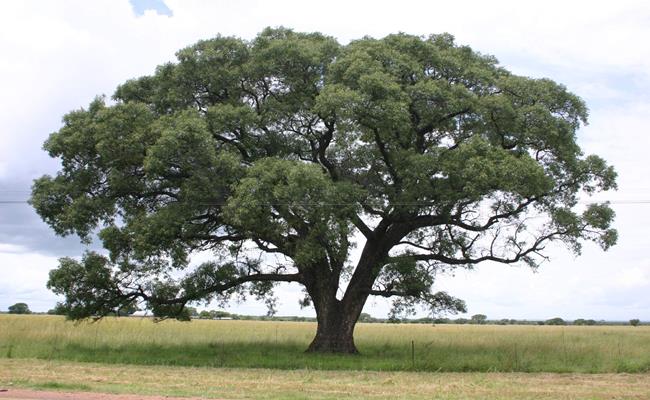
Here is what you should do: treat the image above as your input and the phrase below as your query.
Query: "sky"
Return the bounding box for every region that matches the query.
[1,0,649,321]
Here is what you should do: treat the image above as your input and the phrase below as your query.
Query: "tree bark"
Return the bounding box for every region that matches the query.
[307,236,390,354]
[302,248,379,354]
[306,298,360,354]
[302,267,369,354]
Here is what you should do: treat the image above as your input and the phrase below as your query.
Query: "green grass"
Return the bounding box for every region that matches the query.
[29,380,93,391]
[1,314,649,373]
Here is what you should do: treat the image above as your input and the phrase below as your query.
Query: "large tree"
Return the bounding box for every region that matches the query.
[31,28,616,353]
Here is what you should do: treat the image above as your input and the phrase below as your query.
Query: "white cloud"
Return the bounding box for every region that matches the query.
[0,243,28,254]
[0,251,61,311]
[614,265,650,289]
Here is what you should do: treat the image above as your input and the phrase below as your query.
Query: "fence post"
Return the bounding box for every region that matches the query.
[411,340,415,369]
[514,343,519,371]
[562,329,568,367]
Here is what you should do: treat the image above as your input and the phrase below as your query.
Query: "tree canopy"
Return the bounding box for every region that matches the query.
[31,28,616,353]
[470,314,487,324]
[8,302,31,314]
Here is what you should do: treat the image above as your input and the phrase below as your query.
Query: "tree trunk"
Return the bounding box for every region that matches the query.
[302,256,373,354]
[305,239,387,354]
[306,300,359,354]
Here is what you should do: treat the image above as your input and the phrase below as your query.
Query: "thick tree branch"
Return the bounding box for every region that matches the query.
[140,272,304,306]
[372,129,401,186]
[352,215,373,239]
[388,229,566,266]
[367,289,412,298]
[317,119,338,180]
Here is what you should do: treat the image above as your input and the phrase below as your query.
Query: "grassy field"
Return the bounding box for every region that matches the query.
[2,314,650,373]
[2,359,650,400]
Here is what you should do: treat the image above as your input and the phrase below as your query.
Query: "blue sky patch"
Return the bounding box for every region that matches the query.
[130,0,173,17]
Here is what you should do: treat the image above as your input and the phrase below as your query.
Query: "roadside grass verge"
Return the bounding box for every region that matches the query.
[1,315,649,373]
[2,359,650,400]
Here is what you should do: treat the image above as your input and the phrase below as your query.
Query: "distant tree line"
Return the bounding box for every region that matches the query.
[4,303,646,327]
[378,315,646,326]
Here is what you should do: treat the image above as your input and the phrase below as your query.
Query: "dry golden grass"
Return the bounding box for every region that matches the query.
[1,359,649,399]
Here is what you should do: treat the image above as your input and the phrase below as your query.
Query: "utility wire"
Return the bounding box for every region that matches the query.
[2,200,650,205]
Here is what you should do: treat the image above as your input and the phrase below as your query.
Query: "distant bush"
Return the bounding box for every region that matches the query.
[470,314,487,324]
[573,319,597,326]
[358,313,375,323]
[630,319,640,327]
[8,303,31,314]
[185,307,199,318]
[47,302,67,315]
[198,310,235,319]
[545,317,566,326]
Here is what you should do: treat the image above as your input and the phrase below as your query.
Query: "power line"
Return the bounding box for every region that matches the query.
[2,200,650,205]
